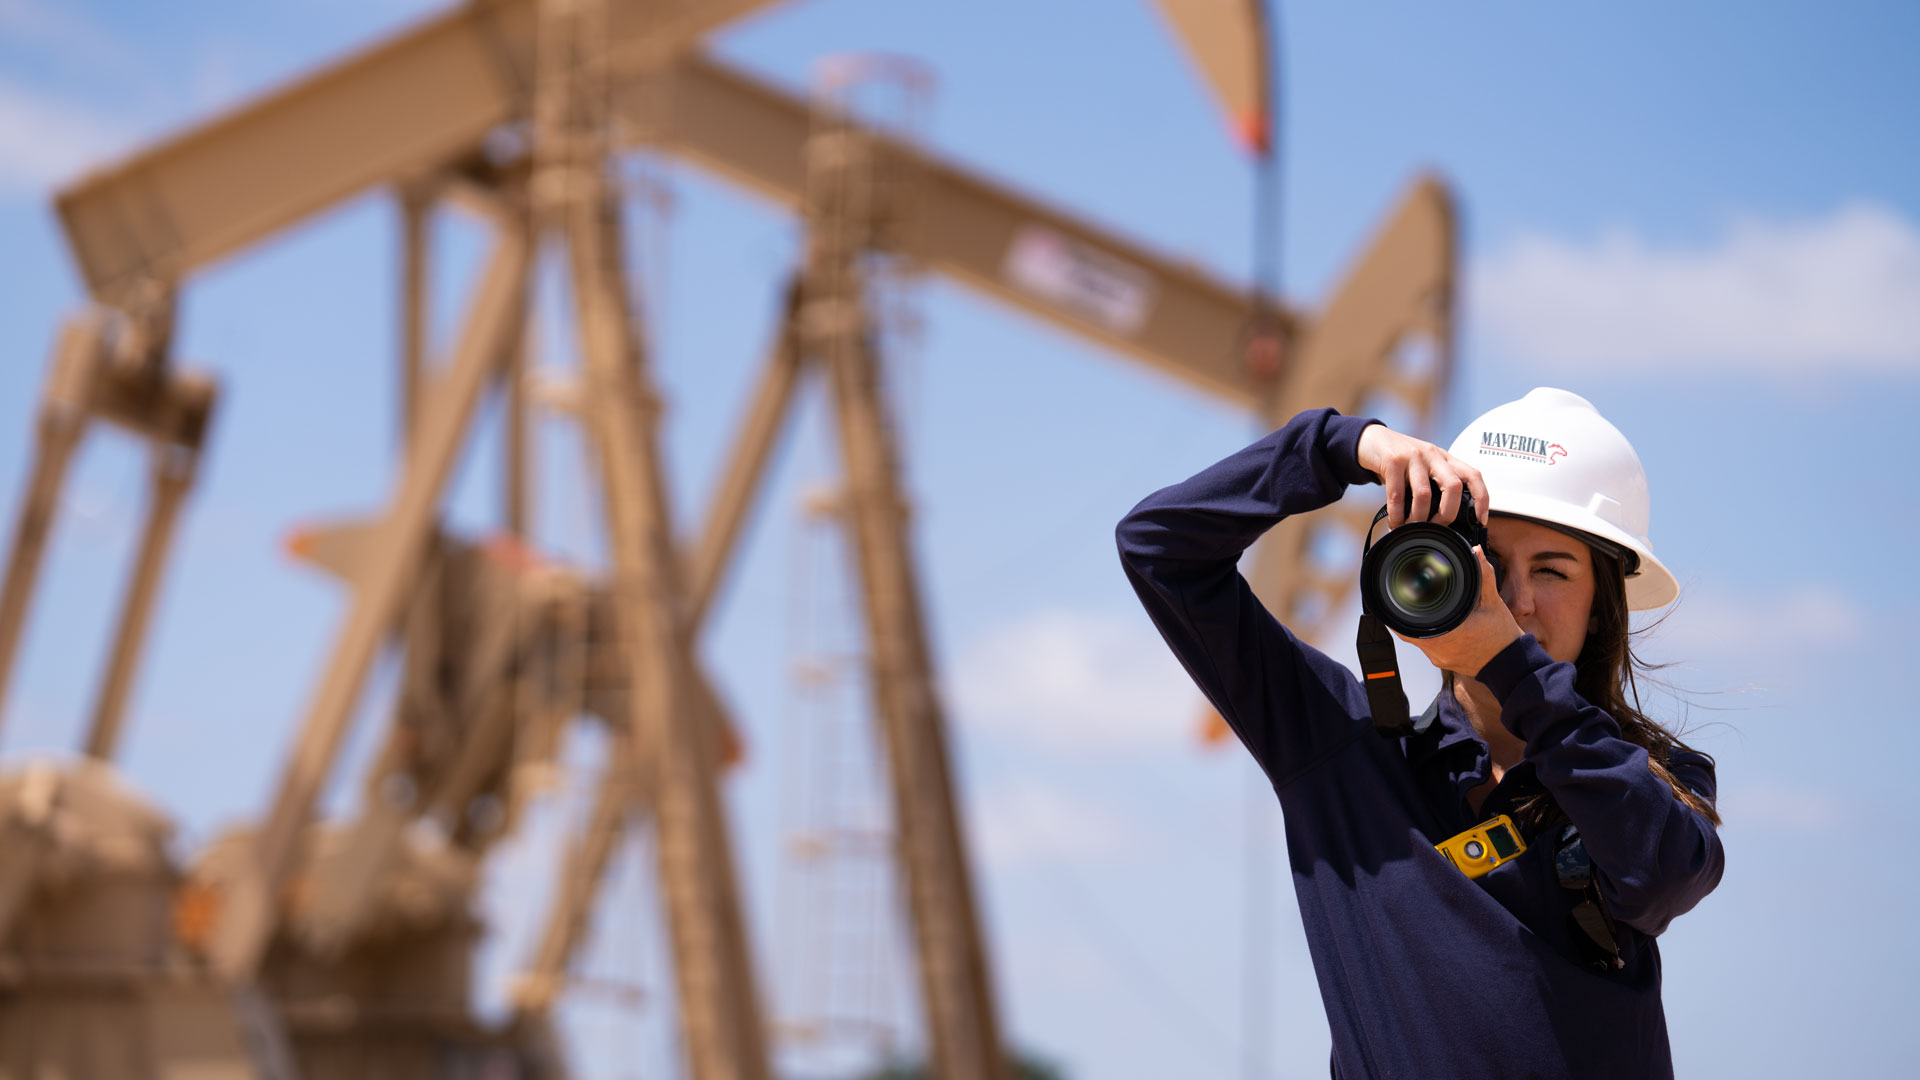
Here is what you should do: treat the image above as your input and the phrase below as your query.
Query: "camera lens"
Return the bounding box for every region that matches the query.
[1359,521,1483,638]
[1386,546,1458,616]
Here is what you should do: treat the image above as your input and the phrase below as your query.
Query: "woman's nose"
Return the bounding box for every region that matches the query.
[1500,573,1534,617]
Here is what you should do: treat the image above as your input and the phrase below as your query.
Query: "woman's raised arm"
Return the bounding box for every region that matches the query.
[1116,408,1379,785]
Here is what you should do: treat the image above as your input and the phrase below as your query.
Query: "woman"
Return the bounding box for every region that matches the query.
[1116,388,1723,1079]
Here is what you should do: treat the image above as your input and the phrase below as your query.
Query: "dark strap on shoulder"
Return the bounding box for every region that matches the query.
[1553,823,1625,971]
[1355,612,1410,737]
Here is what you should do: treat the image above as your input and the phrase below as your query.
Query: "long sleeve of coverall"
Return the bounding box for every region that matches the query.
[1114,407,1381,786]
[1477,636,1725,936]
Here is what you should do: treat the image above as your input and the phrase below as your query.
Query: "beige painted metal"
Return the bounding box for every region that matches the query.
[801,101,1006,1078]
[507,317,533,534]
[686,282,805,627]
[276,512,716,1025]
[0,320,101,736]
[400,179,434,442]
[512,729,648,1016]
[207,227,530,983]
[52,0,789,307]
[292,533,532,954]
[0,759,286,1080]
[649,55,1285,409]
[818,298,1008,1080]
[511,291,801,1016]
[536,0,768,1072]
[561,151,772,1080]
[1147,0,1273,152]
[56,31,1285,415]
[8,2,1459,1076]
[0,313,217,757]
[1250,176,1455,660]
[83,444,197,760]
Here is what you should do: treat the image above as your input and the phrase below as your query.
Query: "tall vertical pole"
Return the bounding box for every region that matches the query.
[803,104,1005,1078]
[820,317,1005,1080]
[564,177,771,1080]
[535,0,770,1074]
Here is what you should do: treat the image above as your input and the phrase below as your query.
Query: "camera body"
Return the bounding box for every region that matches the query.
[1358,484,1499,639]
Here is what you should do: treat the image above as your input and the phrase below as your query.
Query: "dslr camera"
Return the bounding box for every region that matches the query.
[1358,483,1503,639]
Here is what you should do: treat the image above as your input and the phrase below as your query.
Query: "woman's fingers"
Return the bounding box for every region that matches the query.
[1407,456,1432,525]
[1373,434,1490,531]
[1471,546,1509,617]
[1435,465,1463,526]
[1464,463,1490,524]
[1385,454,1407,528]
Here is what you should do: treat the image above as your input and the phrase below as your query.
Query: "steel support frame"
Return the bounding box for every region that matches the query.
[83,442,198,760]
[804,273,1006,1080]
[562,159,771,1080]
[207,224,532,983]
[0,322,95,735]
[512,289,808,1020]
[0,314,218,761]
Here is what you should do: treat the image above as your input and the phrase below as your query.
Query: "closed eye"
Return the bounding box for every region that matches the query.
[1535,567,1568,580]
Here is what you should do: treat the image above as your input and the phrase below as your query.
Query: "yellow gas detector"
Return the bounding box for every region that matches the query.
[1437,814,1527,879]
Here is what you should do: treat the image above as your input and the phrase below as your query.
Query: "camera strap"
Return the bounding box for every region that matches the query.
[1357,506,1415,737]
[1355,613,1412,737]
[1494,777,1626,973]
[1359,499,1420,734]
[1549,822,1626,972]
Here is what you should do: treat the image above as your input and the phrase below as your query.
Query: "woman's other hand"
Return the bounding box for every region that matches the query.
[1355,423,1490,530]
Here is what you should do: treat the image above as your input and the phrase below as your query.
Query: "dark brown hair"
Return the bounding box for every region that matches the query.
[1572,550,1721,826]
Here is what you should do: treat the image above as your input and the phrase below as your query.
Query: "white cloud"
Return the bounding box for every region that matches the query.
[1717,781,1851,834]
[1640,585,1867,660]
[971,781,1134,869]
[0,78,130,192]
[950,608,1201,752]
[1471,204,1920,373]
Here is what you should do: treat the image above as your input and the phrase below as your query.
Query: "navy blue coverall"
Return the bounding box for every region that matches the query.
[1116,408,1724,1079]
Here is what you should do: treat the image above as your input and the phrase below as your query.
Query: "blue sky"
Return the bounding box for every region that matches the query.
[2,2,1917,1078]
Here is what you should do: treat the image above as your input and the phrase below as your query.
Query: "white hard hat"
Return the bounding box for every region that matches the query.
[1448,387,1677,611]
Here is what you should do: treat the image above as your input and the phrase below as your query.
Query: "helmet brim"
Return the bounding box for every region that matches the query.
[1486,492,1678,611]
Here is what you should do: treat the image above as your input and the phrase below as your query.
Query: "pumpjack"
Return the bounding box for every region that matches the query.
[0,1,1456,1077]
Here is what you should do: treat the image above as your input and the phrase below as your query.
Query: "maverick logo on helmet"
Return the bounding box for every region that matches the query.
[1479,431,1567,465]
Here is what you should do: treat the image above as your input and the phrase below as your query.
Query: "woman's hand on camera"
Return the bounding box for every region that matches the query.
[1396,546,1524,675]
[1355,423,1490,529]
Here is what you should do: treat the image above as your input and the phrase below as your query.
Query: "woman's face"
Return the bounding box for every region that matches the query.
[1485,516,1597,665]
